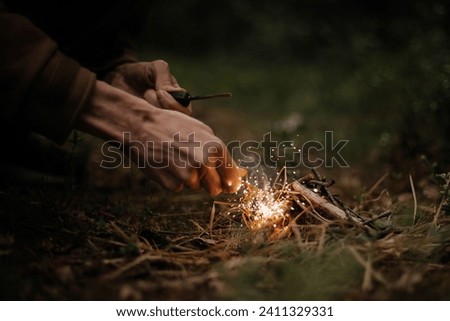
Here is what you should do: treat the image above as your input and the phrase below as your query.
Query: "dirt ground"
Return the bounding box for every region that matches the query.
[1,107,449,300]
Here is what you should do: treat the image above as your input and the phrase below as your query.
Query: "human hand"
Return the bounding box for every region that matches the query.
[104,60,192,115]
[76,81,246,195]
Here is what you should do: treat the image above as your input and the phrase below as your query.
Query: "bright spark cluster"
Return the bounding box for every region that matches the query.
[239,180,291,230]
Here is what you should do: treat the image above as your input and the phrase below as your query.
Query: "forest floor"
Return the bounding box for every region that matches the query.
[1,54,449,300]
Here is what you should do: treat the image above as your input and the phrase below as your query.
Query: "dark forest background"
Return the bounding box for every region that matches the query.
[135,0,450,179]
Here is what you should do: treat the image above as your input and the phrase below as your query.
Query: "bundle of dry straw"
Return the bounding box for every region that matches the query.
[210,167,376,244]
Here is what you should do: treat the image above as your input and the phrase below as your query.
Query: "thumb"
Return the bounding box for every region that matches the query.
[143,89,162,108]
[151,60,181,92]
[156,90,193,116]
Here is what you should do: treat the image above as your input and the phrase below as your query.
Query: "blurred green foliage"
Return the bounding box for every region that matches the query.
[219,245,363,300]
[141,0,449,59]
[137,0,450,173]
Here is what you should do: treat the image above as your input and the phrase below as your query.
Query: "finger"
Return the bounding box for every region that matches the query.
[155,173,184,192]
[218,162,247,193]
[211,146,246,193]
[143,89,162,108]
[201,165,223,196]
[171,183,184,193]
[223,166,247,193]
[186,168,202,190]
[170,74,180,88]
[141,167,184,192]
[152,60,181,91]
[156,90,193,116]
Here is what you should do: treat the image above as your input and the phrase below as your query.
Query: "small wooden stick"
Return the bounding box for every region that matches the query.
[291,181,347,220]
[310,169,340,208]
[362,210,392,225]
[409,174,418,226]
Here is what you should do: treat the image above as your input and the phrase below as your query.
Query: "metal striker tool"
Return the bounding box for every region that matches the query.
[169,91,232,106]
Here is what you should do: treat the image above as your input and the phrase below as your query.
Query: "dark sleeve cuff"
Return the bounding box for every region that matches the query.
[26,50,96,144]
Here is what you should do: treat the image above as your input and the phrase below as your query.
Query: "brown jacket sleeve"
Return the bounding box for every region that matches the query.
[0,10,96,144]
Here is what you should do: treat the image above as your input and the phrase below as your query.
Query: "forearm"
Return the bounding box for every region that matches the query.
[74,80,153,143]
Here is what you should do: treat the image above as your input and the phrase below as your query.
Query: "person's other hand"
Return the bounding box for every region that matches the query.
[76,81,246,195]
[104,60,192,115]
